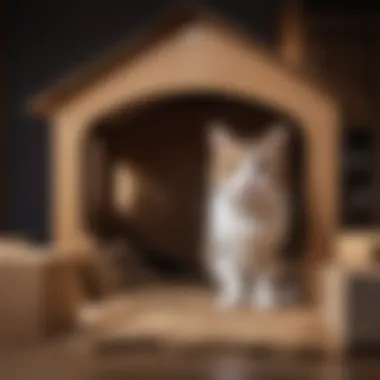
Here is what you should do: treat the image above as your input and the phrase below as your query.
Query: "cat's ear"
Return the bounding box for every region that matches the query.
[208,120,235,151]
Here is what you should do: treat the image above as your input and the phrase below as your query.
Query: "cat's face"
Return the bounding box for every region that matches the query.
[209,121,288,211]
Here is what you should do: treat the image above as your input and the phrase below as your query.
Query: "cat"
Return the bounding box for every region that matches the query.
[204,121,290,310]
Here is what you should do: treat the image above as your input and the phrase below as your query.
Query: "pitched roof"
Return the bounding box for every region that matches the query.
[29,4,335,118]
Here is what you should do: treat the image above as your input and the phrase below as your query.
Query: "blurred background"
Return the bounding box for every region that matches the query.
[4,0,380,242]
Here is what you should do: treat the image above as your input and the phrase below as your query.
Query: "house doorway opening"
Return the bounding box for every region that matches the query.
[82,93,306,288]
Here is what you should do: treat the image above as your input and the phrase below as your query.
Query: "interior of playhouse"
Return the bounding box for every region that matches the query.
[2,5,380,353]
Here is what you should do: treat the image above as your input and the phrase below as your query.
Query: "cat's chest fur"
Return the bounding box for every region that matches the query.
[207,191,287,267]
[210,194,260,244]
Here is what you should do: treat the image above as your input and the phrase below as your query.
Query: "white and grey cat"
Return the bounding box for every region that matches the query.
[205,121,290,310]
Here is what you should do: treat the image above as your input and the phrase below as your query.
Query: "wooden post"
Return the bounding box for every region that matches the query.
[81,132,114,235]
[374,130,380,225]
[278,0,307,69]
[279,0,320,302]
[0,3,4,231]
[99,139,114,219]
[372,38,380,225]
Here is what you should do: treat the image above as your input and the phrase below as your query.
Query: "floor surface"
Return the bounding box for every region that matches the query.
[79,284,333,353]
[2,338,380,380]
[0,284,358,380]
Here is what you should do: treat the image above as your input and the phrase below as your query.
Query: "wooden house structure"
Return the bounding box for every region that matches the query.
[26,4,346,351]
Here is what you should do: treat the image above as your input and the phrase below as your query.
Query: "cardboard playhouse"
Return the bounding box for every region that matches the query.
[2,5,379,352]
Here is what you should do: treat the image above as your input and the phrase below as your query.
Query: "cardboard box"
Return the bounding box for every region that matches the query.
[335,230,380,267]
[319,263,380,350]
[0,241,84,343]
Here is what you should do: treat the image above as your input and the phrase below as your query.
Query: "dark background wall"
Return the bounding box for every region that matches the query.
[3,0,282,242]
